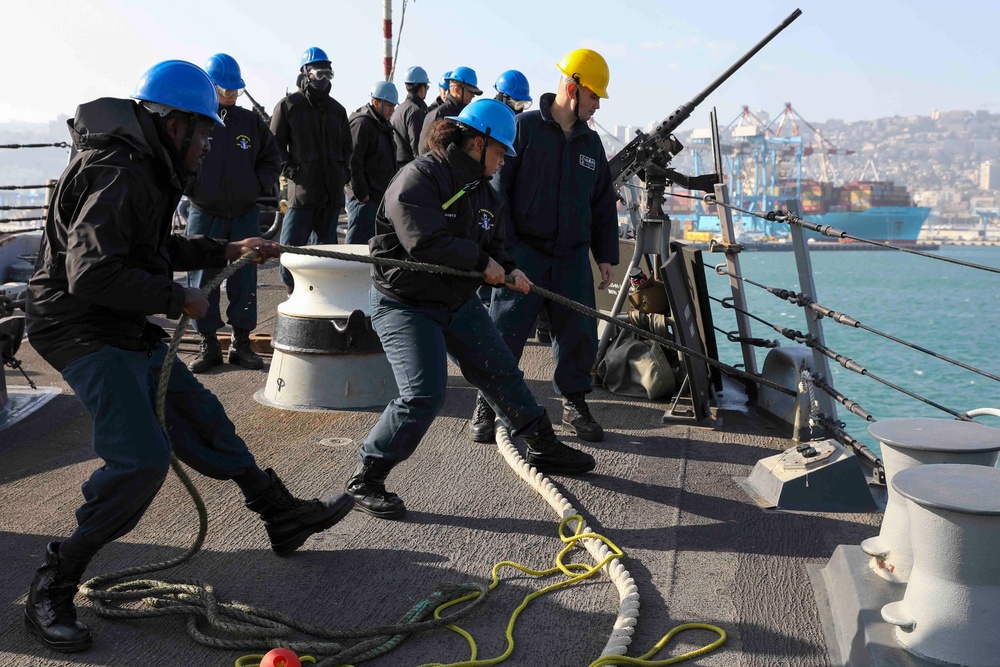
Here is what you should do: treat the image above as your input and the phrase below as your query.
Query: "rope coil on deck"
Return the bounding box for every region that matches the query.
[493,425,726,666]
[82,243,727,665]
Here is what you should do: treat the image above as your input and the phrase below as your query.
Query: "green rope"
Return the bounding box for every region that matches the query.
[79,249,489,665]
[78,240,780,664]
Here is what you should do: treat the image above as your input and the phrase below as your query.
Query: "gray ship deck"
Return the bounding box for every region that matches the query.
[0,263,881,666]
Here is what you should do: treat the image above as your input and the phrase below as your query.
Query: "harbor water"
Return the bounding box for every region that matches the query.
[704,245,1000,456]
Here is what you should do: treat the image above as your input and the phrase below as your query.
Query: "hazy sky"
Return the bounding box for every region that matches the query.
[3,0,999,132]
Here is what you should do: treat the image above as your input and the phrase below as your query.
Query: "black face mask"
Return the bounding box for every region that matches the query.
[304,77,331,99]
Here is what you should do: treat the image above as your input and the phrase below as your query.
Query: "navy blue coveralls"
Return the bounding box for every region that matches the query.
[362,144,549,462]
[185,103,280,333]
[26,98,262,557]
[489,93,619,396]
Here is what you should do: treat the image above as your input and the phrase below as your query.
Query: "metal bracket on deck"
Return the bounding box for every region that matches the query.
[661,375,716,425]
[708,238,744,254]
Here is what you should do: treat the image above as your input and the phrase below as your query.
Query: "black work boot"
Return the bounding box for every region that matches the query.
[469,395,497,443]
[228,327,264,370]
[523,414,596,475]
[345,457,406,519]
[535,311,552,345]
[562,392,604,442]
[24,542,92,653]
[188,332,224,373]
[245,469,354,556]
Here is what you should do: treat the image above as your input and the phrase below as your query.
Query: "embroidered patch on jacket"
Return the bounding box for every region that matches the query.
[579,154,596,171]
[236,135,252,150]
[478,208,495,231]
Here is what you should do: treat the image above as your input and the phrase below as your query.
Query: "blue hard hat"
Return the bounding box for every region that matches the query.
[446,98,517,156]
[494,69,531,103]
[131,60,224,126]
[446,67,482,95]
[438,70,453,90]
[204,53,245,90]
[371,81,399,105]
[300,46,330,70]
[404,66,430,85]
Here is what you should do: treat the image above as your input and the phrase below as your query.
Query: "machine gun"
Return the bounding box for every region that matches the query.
[244,88,271,124]
[608,8,802,214]
[596,9,803,383]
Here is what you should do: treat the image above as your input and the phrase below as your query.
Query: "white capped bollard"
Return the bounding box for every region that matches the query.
[256,244,399,411]
[881,464,1000,666]
[860,418,1000,583]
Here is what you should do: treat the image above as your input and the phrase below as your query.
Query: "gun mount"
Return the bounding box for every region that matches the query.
[596,9,803,393]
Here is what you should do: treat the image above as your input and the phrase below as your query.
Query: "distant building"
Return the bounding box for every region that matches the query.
[981,161,1000,192]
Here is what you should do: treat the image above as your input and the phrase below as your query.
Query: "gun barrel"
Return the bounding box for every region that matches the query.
[243,89,271,123]
[695,9,801,110]
[609,8,801,186]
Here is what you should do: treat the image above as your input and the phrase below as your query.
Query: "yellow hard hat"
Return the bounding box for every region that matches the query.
[556,48,610,99]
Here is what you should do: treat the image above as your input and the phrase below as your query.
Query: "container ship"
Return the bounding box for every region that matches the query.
[657,104,933,245]
[796,178,931,244]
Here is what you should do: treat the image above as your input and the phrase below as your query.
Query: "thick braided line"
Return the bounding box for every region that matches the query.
[495,426,639,663]
[79,250,491,661]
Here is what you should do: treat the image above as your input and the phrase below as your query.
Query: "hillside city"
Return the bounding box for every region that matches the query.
[600,107,1000,234]
[2,108,1000,234]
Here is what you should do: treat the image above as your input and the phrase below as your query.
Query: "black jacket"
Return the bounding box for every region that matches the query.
[371,144,515,307]
[346,104,397,203]
[417,96,467,156]
[26,98,228,372]
[426,95,446,112]
[187,104,280,217]
[497,93,619,265]
[270,85,352,209]
[389,93,427,167]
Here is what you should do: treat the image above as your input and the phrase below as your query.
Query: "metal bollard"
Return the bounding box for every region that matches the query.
[256,245,399,411]
[881,463,1000,666]
[860,418,1000,583]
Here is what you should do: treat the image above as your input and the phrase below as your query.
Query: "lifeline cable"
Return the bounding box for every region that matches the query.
[0,217,44,224]
[0,183,54,190]
[0,142,70,149]
[709,294,971,420]
[708,261,1000,384]
[674,190,1000,276]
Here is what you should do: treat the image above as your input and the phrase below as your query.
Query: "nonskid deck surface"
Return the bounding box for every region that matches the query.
[0,264,880,666]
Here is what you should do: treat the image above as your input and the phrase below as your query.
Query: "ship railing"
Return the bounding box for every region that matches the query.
[0,141,72,234]
[683,189,1000,483]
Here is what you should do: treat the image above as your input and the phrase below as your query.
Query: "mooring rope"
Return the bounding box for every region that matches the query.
[80,243,733,665]
[271,245,793,396]
[493,425,726,666]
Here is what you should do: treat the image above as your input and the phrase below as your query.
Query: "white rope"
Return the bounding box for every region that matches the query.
[495,425,639,661]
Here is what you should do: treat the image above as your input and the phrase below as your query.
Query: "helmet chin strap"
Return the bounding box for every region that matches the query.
[570,74,582,120]
[177,113,200,175]
[480,128,492,168]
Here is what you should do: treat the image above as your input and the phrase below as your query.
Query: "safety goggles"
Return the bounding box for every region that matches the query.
[511,99,532,112]
[308,68,334,81]
[215,85,244,98]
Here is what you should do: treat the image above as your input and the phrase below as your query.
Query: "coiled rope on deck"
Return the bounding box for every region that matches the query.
[81,243,728,665]
[491,425,726,666]
[80,250,490,667]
